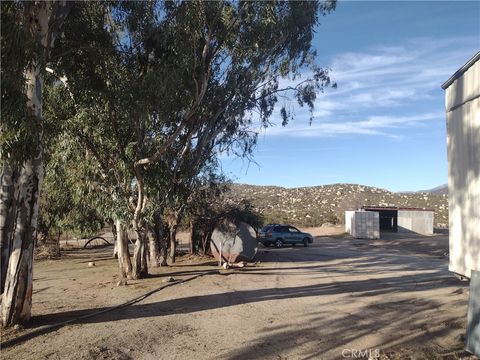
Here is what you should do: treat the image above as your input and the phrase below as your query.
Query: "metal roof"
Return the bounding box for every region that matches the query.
[442,51,480,90]
[361,206,435,212]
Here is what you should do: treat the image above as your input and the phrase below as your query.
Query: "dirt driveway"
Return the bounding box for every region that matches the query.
[1,232,473,360]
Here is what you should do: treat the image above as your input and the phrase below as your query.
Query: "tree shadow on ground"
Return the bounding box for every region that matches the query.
[7,232,465,356]
[29,267,465,327]
[221,298,467,360]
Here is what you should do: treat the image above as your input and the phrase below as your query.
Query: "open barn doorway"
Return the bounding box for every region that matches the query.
[362,207,398,232]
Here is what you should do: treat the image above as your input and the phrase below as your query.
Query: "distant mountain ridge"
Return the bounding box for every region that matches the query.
[225,183,448,228]
[398,184,448,195]
[420,184,448,195]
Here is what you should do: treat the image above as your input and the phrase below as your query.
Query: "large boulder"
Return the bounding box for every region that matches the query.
[210,220,258,263]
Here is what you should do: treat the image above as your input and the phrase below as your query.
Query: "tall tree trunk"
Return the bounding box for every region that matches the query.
[0,165,17,295]
[147,226,159,268]
[167,207,184,264]
[159,228,168,267]
[2,43,44,328]
[154,207,168,266]
[110,221,118,259]
[131,165,148,279]
[201,227,213,255]
[189,219,195,255]
[132,228,148,279]
[1,158,42,326]
[115,219,132,283]
[168,225,177,264]
[1,1,72,327]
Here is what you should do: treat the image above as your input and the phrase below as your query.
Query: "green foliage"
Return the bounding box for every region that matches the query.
[0,2,43,165]
[224,199,264,231]
[36,1,337,238]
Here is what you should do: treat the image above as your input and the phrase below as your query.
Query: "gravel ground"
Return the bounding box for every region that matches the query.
[0,230,473,360]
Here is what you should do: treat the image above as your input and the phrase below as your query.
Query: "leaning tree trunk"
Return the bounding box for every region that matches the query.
[115,219,132,284]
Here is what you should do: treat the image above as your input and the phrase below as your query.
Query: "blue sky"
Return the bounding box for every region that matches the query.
[220,1,480,192]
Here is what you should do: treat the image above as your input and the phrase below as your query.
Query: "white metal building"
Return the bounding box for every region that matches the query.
[361,206,434,236]
[397,209,434,236]
[442,51,480,279]
[345,210,380,239]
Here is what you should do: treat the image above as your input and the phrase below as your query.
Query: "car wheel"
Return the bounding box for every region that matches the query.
[275,239,283,248]
[303,238,309,247]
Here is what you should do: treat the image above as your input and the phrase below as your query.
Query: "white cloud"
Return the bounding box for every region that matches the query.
[264,112,442,139]
[265,36,478,138]
[324,37,476,104]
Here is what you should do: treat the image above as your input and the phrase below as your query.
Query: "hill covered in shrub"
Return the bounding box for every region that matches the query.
[225,183,448,228]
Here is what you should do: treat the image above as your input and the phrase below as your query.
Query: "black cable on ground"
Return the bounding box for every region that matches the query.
[1,269,220,349]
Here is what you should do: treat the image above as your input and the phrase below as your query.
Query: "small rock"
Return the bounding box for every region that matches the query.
[13,324,23,331]
[88,262,95,267]
[117,279,127,286]
[163,276,175,283]
[222,262,229,270]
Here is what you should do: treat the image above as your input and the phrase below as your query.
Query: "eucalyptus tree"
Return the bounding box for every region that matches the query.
[129,0,337,264]
[44,1,141,280]
[41,0,337,282]
[44,1,196,279]
[39,83,113,244]
[1,1,72,326]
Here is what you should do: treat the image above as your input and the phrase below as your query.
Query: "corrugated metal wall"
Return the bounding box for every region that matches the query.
[445,56,480,278]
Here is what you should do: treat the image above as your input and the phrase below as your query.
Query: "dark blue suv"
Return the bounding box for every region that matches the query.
[258,224,313,248]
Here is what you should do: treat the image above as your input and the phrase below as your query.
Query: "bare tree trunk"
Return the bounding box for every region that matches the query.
[168,226,177,264]
[154,208,168,266]
[147,226,159,268]
[1,158,42,326]
[2,43,44,328]
[0,165,17,295]
[189,219,194,255]
[167,207,185,264]
[110,221,118,259]
[1,1,72,328]
[115,220,132,284]
[201,228,213,255]
[132,228,148,279]
[159,231,168,266]
[131,164,148,279]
